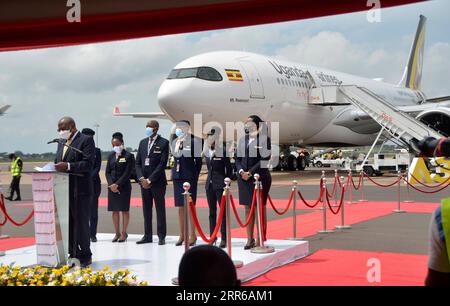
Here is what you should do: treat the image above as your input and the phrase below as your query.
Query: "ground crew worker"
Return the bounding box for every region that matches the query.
[6,153,23,201]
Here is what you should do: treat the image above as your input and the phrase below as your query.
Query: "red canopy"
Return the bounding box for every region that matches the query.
[0,0,426,52]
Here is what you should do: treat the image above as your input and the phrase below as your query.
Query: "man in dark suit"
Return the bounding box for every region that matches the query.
[54,117,95,267]
[135,120,169,245]
[81,128,102,243]
[204,127,232,248]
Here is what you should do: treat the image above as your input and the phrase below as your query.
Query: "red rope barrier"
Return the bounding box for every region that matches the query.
[402,177,450,194]
[297,186,323,208]
[327,177,338,198]
[189,195,226,243]
[325,185,345,215]
[351,173,363,190]
[408,172,450,188]
[0,193,34,227]
[363,173,402,188]
[230,189,257,228]
[267,190,294,216]
[0,194,7,226]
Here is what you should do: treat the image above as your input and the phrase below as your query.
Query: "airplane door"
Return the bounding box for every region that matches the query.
[238,60,265,99]
[306,71,324,104]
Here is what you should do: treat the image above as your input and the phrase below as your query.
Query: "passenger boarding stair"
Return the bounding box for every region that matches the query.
[310,84,444,151]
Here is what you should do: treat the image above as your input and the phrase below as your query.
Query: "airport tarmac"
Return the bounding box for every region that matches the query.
[0,164,445,258]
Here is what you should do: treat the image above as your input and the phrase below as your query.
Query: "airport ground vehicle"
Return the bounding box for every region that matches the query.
[313,157,346,168]
[357,151,410,176]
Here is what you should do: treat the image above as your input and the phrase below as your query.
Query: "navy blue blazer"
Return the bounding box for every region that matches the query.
[205,147,233,191]
[235,135,271,176]
[92,148,102,184]
[171,134,203,181]
[54,131,95,196]
[135,135,169,187]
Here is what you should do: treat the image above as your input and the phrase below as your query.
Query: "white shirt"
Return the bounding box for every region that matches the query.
[66,130,80,171]
[147,134,158,155]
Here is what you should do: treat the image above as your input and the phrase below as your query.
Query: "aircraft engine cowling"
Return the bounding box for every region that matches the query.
[416,107,450,137]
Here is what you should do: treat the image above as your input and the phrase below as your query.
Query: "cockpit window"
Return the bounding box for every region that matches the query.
[167,67,223,81]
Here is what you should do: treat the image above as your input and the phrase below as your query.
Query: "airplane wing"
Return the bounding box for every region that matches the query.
[425,96,450,103]
[112,106,167,119]
[0,104,11,115]
[398,100,450,115]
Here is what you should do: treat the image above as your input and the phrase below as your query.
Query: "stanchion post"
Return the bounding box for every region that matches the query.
[183,182,191,251]
[317,178,334,234]
[335,176,352,230]
[332,170,339,207]
[359,170,368,202]
[318,171,326,210]
[393,171,406,213]
[403,166,414,203]
[172,182,192,285]
[251,174,275,254]
[224,178,243,268]
[347,170,354,204]
[288,180,304,241]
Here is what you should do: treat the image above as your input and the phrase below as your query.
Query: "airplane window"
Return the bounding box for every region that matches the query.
[167,67,222,81]
[197,67,223,81]
[167,69,180,79]
[177,68,198,79]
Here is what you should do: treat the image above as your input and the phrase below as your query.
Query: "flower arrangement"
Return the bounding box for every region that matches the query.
[0,264,148,286]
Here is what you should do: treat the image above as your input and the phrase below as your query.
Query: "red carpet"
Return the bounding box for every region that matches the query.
[246,249,428,286]
[0,237,35,251]
[231,201,439,239]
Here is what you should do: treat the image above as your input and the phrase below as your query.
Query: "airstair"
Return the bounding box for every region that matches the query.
[308,84,444,149]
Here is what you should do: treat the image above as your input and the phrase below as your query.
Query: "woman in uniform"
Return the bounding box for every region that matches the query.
[105,133,134,243]
[171,120,203,246]
[236,115,272,250]
[204,127,233,248]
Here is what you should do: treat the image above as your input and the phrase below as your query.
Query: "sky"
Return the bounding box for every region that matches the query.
[0,0,449,153]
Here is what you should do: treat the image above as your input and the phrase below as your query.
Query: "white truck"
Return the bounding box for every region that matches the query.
[357,150,410,176]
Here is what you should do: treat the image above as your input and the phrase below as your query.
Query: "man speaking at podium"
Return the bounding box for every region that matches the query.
[53,116,95,267]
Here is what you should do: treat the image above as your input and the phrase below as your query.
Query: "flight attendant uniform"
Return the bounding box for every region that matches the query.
[172,134,203,206]
[236,135,272,206]
[105,150,134,212]
[205,146,233,240]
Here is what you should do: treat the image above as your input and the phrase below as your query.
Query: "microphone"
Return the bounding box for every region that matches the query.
[47,138,62,144]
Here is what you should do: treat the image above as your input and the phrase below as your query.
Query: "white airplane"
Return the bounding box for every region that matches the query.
[114,15,450,169]
[0,105,11,116]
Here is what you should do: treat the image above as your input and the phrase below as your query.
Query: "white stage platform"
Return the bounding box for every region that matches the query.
[0,234,309,285]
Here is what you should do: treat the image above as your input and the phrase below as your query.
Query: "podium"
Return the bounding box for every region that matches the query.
[30,171,69,267]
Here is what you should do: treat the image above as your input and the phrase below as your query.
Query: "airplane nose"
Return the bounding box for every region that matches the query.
[157,79,192,121]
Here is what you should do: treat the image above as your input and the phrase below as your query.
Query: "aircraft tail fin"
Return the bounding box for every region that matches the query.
[0,104,11,115]
[398,15,427,90]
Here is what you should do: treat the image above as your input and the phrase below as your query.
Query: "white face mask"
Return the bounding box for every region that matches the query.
[113,146,123,154]
[59,130,71,140]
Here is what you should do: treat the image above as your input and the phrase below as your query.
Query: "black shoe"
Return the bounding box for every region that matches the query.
[175,239,184,246]
[136,236,152,244]
[158,239,165,246]
[189,239,197,247]
[219,240,227,249]
[80,258,92,268]
[91,236,97,243]
[12,197,21,201]
[112,234,120,243]
[244,238,256,250]
[5,197,12,201]
[118,233,128,243]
